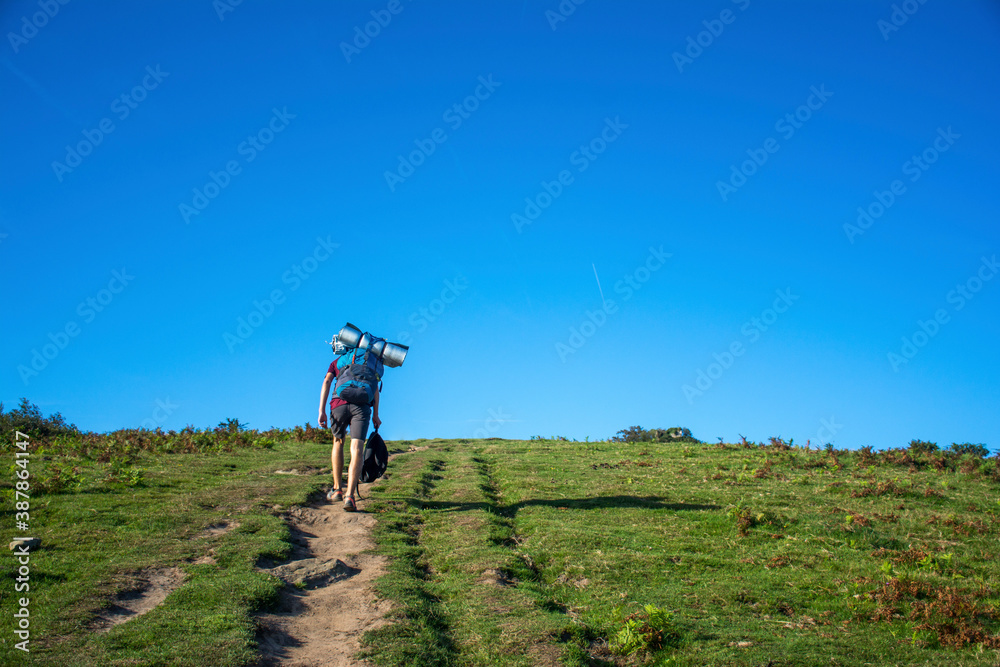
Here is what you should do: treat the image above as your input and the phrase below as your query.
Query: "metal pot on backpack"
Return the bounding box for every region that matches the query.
[368,338,408,368]
[336,323,409,368]
[337,322,364,348]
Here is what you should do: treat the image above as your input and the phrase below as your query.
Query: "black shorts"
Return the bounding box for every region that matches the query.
[330,403,371,441]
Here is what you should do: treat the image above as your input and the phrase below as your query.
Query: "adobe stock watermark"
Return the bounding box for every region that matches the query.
[815,416,843,447]
[384,75,501,192]
[672,0,751,73]
[843,126,959,243]
[716,85,833,202]
[213,0,243,21]
[17,268,135,385]
[888,254,997,372]
[11,430,32,653]
[472,407,514,439]
[179,107,295,224]
[512,116,628,233]
[340,0,410,63]
[556,246,671,362]
[878,0,929,41]
[7,0,71,54]
[545,0,587,31]
[51,65,169,182]
[140,398,179,430]
[395,275,469,346]
[223,236,338,352]
[682,288,799,403]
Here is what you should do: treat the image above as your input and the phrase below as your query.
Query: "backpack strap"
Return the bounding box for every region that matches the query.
[376,345,385,393]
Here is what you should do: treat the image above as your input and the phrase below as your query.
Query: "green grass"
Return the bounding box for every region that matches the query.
[361,439,1000,666]
[2,437,998,666]
[0,440,335,666]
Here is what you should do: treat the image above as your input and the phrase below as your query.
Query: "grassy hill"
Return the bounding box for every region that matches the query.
[1,425,998,666]
[361,438,1000,666]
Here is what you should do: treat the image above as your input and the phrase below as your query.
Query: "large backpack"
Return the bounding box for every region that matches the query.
[333,347,384,406]
[359,429,388,483]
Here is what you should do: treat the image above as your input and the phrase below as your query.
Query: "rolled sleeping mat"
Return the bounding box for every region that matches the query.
[337,322,363,348]
[369,338,408,368]
[337,323,409,367]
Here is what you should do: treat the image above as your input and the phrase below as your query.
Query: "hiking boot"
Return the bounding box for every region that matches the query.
[343,496,356,512]
[327,488,343,502]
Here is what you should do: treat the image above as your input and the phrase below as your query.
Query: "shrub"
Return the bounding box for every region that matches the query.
[857,445,878,466]
[104,457,145,487]
[0,398,78,441]
[949,442,990,459]
[768,436,793,450]
[0,399,322,461]
[33,461,85,495]
[215,417,246,434]
[610,604,680,656]
[254,437,277,449]
[726,503,783,535]
[611,426,700,444]
[908,439,939,454]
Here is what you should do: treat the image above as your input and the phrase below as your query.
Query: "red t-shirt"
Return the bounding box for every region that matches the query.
[327,361,347,411]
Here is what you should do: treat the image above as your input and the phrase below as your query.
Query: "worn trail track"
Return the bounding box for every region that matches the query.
[255,482,391,666]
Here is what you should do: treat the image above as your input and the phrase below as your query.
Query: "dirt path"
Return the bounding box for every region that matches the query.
[256,450,424,666]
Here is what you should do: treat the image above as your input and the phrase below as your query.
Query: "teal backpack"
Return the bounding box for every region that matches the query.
[333,347,384,406]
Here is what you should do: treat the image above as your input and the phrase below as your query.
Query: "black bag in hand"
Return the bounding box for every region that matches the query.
[360,429,388,483]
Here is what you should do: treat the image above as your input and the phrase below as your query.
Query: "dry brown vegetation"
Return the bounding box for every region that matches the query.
[862,578,1000,649]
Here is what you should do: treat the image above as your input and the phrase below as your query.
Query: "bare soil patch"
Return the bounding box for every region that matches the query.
[93,567,186,633]
[255,479,396,666]
[196,520,239,539]
[275,467,324,476]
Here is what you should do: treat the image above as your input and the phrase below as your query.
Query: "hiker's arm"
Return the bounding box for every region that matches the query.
[318,372,334,427]
[372,385,381,430]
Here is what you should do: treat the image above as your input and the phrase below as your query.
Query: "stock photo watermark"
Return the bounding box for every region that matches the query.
[179,107,295,223]
[472,407,514,439]
[682,288,799,403]
[878,0,930,41]
[7,0,71,54]
[213,0,243,21]
[512,116,628,233]
[11,430,33,653]
[672,0,751,73]
[545,0,587,31]
[51,65,169,182]
[815,416,843,447]
[17,268,135,385]
[395,275,468,346]
[384,75,501,192]
[223,236,338,352]
[340,0,410,63]
[843,126,959,243]
[555,246,670,362]
[888,255,997,371]
[716,85,832,202]
[140,398,180,430]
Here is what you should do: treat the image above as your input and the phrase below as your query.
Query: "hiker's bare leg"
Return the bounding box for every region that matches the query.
[331,436,344,490]
[347,437,365,498]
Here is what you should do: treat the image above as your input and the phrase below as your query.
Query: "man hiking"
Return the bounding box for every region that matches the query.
[318,336,382,512]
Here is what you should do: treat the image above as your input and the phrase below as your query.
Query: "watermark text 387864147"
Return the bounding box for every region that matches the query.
[12,430,34,652]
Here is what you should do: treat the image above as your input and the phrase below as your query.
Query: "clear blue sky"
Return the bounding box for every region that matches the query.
[2,1,998,449]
